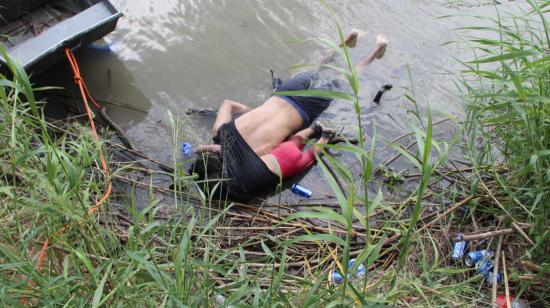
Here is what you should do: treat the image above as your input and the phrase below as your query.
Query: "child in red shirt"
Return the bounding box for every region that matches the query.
[260,122,334,179]
[193,122,335,180]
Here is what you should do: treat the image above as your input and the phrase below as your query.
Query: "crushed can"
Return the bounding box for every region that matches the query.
[475,257,502,284]
[291,183,312,198]
[181,142,192,156]
[484,270,503,284]
[476,257,493,274]
[451,234,468,261]
[329,259,367,285]
[329,271,343,285]
[348,259,367,279]
[465,249,494,267]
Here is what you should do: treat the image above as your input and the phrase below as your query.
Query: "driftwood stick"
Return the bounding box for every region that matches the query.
[461,225,531,241]
[512,222,535,246]
[417,195,476,233]
[98,107,134,150]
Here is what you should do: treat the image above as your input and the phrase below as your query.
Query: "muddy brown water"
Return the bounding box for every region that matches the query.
[39,0,526,206]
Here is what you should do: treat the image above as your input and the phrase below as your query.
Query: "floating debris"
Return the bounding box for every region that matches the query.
[373,84,393,104]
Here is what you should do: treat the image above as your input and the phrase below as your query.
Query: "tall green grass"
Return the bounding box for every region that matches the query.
[2,1,548,306]
[461,0,549,260]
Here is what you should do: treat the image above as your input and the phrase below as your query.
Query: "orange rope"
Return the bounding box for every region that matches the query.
[35,49,112,271]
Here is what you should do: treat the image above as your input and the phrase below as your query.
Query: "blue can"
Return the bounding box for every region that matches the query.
[291,183,312,198]
[181,142,192,156]
[465,249,493,267]
[329,271,343,285]
[348,259,367,278]
[484,270,503,284]
[476,257,494,274]
[451,240,468,261]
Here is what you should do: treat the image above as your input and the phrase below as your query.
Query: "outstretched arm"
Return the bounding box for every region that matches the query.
[195,144,222,155]
[212,99,253,136]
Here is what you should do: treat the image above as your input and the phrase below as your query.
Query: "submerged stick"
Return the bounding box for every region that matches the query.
[98,107,134,150]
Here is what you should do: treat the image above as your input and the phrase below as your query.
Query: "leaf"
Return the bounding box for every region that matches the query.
[367,233,387,266]
[285,234,345,246]
[502,62,526,101]
[469,49,541,63]
[260,241,274,259]
[317,156,350,222]
[282,208,348,226]
[73,248,97,284]
[274,89,354,101]
[390,144,422,170]
[92,262,113,308]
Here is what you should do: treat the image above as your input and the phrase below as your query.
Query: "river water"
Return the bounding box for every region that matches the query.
[42,0,525,203]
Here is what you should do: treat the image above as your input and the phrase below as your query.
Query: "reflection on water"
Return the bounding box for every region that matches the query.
[41,0,526,201]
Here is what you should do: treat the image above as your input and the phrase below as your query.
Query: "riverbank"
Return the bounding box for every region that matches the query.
[1,1,548,307]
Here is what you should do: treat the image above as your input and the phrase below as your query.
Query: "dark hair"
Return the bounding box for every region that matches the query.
[189,153,228,199]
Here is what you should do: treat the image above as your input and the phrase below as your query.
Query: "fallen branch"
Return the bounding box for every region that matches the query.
[460,225,531,241]
[417,195,476,233]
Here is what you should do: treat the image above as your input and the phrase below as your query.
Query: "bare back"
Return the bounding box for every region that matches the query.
[234,96,303,155]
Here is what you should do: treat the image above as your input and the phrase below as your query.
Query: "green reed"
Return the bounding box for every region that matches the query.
[3,1,549,305]
[461,0,549,260]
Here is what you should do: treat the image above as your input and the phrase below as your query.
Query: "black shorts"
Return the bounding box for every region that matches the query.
[218,121,279,201]
[273,70,341,127]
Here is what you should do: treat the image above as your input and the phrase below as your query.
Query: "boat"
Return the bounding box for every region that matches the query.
[0,0,122,74]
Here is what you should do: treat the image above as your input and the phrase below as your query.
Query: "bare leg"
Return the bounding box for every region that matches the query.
[195,144,221,155]
[313,137,330,155]
[319,29,360,66]
[355,34,388,74]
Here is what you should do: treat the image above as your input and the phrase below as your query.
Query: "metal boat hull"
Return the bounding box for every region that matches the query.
[0,0,122,74]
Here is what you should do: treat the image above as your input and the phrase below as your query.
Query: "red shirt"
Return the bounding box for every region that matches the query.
[269,136,316,178]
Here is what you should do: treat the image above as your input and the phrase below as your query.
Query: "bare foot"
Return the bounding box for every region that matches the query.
[341,29,359,48]
[374,34,388,59]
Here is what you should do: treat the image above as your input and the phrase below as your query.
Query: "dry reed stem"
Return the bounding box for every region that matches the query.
[502,252,511,308]
[492,235,503,308]
[461,226,531,241]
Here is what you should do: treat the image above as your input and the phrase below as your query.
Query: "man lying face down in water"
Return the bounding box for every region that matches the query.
[191,31,388,201]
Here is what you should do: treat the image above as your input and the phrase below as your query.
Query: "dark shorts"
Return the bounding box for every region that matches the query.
[218,121,279,201]
[273,70,341,127]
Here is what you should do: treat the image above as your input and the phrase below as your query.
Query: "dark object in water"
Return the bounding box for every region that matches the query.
[270,69,283,91]
[0,0,122,74]
[185,108,217,116]
[373,84,393,104]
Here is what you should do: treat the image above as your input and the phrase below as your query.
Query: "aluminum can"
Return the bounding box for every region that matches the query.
[484,270,503,284]
[181,142,192,156]
[348,259,366,278]
[329,271,343,285]
[451,240,468,261]
[476,257,494,274]
[291,183,312,198]
[465,249,493,267]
